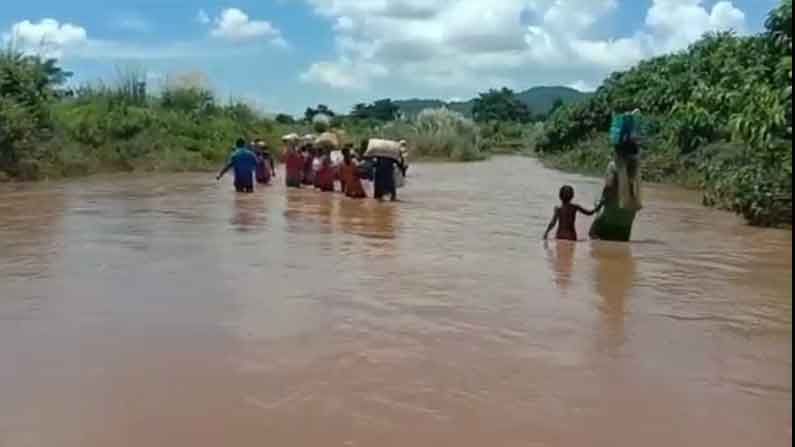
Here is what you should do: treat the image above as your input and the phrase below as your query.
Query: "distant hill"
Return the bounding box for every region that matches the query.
[394,86,591,118]
[515,86,592,115]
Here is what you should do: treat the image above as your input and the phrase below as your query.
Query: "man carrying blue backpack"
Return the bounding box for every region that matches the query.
[216,138,258,193]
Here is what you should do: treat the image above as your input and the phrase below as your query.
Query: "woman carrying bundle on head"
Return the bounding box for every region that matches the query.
[365,139,407,202]
[282,134,303,188]
[590,109,644,242]
[338,145,367,199]
[301,144,316,186]
[314,149,336,192]
[253,140,276,185]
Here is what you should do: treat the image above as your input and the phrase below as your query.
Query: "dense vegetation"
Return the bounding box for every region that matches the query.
[0,59,297,180]
[536,0,792,227]
[0,52,494,179]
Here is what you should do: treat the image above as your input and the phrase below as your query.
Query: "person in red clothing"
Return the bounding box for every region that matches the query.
[302,145,316,186]
[283,135,304,188]
[314,153,336,192]
[544,185,601,241]
[338,147,367,198]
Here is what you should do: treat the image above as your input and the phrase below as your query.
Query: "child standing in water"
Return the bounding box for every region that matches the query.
[544,185,601,241]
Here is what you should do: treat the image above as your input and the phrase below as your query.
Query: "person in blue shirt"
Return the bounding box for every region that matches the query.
[216,138,258,193]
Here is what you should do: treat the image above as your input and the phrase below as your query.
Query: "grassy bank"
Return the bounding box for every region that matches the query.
[0,51,489,181]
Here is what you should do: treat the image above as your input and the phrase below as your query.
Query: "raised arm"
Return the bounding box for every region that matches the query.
[543,206,560,240]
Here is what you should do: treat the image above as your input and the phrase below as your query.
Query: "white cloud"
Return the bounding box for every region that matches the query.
[568,80,596,92]
[301,58,388,89]
[209,8,286,46]
[2,19,88,59]
[645,0,746,53]
[197,9,211,25]
[300,0,748,95]
[1,18,274,62]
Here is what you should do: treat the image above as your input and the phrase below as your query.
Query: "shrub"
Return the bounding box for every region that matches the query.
[406,108,484,161]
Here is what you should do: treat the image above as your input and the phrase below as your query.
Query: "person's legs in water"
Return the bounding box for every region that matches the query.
[235,179,254,193]
[374,182,385,201]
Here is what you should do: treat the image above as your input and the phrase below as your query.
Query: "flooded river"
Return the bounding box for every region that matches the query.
[0,157,791,446]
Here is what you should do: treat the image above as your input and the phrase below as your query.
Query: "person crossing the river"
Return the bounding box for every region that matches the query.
[339,146,367,199]
[590,109,644,241]
[373,156,401,202]
[217,138,258,193]
[253,139,275,185]
[282,135,304,188]
[544,185,601,241]
[301,144,317,186]
[314,151,336,192]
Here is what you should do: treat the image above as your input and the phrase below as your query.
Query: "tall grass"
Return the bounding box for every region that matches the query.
[376,108,484,161]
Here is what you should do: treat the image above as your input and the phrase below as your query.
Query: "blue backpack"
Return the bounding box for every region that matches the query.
[609,114,638,146]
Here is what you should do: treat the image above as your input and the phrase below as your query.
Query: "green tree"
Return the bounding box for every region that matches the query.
[350,99,399,121]
[275,113,295,124]
[305,104,336,122]
[471,88,531,123]
[351,103,368,119]
[0,49,71,173]
[549,98,565,115]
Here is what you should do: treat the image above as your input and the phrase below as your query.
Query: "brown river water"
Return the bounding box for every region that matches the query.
[0,156,791,446]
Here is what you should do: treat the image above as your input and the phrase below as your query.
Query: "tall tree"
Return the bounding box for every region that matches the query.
[471,88,531,123]
[305,104,336,122]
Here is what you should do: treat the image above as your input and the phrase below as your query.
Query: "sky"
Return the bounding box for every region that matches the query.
[0,0,779,116]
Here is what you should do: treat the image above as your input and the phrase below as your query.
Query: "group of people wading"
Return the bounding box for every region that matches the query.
[218,109,643,242]
[217,134,408,202]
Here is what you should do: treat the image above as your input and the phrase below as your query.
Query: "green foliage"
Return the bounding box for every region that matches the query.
[0,48,70,173]
[351,99,400,121]
[160,86,214,114]
[275,113,295,124]
[534,0,792,227]
[479,121,543,153]
[0,49,285,179]
[702,140,792,226]
[472,88,532,123]
[304,104,335,122]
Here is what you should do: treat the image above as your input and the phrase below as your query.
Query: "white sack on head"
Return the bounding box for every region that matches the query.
[365,138,402,161]
[315,132,340,151]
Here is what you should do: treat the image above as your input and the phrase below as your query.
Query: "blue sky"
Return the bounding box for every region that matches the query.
[1,0,779,115]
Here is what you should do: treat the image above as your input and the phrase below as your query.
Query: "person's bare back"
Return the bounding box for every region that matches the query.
[544,185,601,241]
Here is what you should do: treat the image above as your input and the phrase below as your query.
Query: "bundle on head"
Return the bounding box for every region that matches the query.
[365,138,403,161]
[315,131,341,152]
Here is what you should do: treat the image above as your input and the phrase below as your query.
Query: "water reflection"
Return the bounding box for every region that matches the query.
[231,193,266,232]
[590,242,637,354]
[544,240,577,293]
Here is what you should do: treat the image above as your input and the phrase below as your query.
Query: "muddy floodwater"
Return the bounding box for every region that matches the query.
[0,157,791,446]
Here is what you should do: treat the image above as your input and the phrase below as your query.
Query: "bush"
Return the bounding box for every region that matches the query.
[0,49,60,174]
[401,108,485,161]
